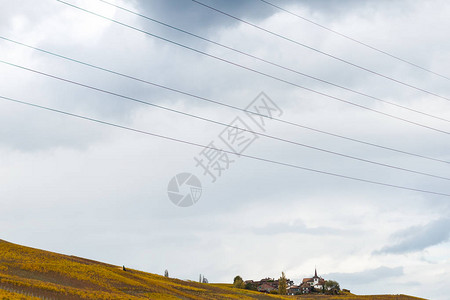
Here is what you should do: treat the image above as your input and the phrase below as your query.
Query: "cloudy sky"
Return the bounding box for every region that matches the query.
[1,0,449,298]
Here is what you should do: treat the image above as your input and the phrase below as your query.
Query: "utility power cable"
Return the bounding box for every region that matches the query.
[1,36,448,166]
[2,59,447,181]
[53,1,450,136]
[257,0,450,81]
[191,0,450,102]
[1,94,449,197]
[97,0,450,124]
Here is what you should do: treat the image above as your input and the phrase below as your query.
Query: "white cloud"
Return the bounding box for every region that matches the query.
[0,0,449,299]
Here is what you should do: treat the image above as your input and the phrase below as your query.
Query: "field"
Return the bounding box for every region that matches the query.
[0,239,425,299]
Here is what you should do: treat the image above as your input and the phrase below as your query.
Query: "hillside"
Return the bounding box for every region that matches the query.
[0,239,425,299]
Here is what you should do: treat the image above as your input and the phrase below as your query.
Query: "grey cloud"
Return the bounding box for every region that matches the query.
[252,219,353,236]
[375,218,450,254]
[325,266,404,285]
[136,0,275,33]
[0,114,109,152]
[135,0,376,35]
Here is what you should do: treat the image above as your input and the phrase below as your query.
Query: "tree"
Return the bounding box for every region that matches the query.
[233,275,245,289]
[245,281,257,291]
[164,270,169,278]
[278,272,287,295]
[324,280,340,294]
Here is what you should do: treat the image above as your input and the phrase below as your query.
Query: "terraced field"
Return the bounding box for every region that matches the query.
[0,240,425,299]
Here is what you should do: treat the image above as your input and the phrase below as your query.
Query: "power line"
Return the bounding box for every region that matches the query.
[191,0,450,102]
[257,0,450,81]
[53,1,450,136]
[96,0,450,124]
[1,36,448,165]
[2,59,447,181]
[1,94,449,197]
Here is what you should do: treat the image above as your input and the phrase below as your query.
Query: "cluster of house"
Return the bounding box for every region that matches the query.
[245,269,326,295]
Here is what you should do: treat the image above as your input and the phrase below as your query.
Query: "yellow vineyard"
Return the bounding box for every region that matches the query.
[0,240,425,299]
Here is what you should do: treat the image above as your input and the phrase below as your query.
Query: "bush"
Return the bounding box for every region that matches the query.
[232,276,245,289]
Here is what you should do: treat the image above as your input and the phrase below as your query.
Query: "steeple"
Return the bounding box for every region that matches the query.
[314,267,318,278]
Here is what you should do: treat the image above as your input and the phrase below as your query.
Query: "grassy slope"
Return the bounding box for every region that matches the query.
[0,240,425,300]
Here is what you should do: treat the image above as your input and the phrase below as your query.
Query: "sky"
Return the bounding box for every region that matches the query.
[0,0,449,298]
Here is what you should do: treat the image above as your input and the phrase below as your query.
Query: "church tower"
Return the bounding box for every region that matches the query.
[313,268,319,284]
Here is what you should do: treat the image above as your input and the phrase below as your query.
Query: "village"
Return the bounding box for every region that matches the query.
[236,269,344,295]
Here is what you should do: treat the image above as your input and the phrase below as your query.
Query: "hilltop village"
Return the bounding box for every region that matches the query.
[235,269,343,295]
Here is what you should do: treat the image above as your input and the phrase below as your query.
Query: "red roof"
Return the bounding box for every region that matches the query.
[257,283,275,292]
